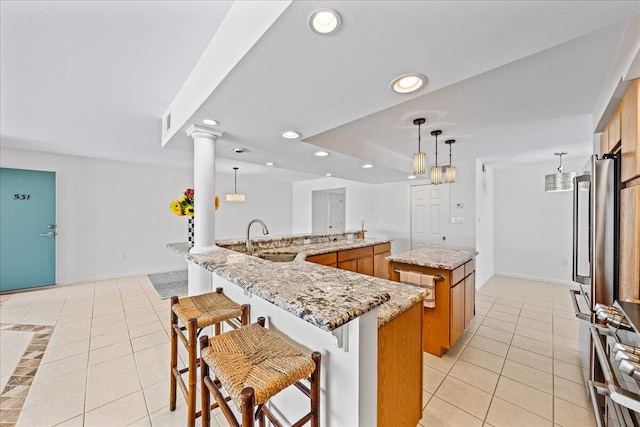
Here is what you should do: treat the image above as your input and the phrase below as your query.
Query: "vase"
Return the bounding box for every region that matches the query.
[188,217,194,248]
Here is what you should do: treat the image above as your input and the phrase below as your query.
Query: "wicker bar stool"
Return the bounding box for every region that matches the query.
[170,287,249,427]
[199,317,321,427]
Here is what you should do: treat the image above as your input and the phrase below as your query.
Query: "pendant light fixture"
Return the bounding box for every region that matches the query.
[226,167,246,202]
[545,152,577,192]
[430,130,443,185]
[412,118,426,175]
[445,139,456,183]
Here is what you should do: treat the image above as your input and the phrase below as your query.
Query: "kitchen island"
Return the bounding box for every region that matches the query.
[168,233,425,427]
[388,247,477,357]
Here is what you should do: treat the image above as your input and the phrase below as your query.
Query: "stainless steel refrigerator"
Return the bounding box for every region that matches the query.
[573,154,618,311]
[571,154,623,424]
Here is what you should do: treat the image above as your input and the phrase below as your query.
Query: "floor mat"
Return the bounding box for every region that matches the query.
[147,270,188,299]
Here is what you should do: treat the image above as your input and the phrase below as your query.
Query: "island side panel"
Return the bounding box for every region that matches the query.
[211,272,378,427]
[389,261,453,356]
[377,301,423,427]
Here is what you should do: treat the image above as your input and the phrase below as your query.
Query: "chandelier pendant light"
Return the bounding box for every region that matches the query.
[226,167,246,202]
[445,139,456,183]
[430,130,443,185]
[412,118,426,175]
[545,151,577,192]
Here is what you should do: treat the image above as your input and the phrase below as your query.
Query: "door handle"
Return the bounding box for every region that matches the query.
[40,232,57,238]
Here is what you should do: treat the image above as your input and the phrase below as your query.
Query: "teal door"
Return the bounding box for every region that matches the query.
[0,168,56,291]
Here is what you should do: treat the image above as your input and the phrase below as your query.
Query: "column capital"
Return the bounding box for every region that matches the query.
[186,124,223,141]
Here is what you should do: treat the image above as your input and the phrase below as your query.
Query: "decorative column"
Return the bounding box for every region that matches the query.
[186,124,222,295]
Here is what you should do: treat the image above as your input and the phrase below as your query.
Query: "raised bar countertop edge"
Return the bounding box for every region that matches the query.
[167,242,425,329]
[387,247,478,270]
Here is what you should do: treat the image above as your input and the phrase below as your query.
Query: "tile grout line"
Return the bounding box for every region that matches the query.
[78,280,97,426]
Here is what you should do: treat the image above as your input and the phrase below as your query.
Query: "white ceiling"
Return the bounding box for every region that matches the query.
[2,1,639,184]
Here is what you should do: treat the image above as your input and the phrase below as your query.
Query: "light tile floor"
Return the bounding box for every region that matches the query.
[0,275,594,426]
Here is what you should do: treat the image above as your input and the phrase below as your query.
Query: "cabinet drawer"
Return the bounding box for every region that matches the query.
[338,246,373,262]
[374,242,391,255]
[464,258,475,277]
[451,265,464,286]
[306,252,337,266]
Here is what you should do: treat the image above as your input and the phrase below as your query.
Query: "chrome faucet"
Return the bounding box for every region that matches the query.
[246,219,269,252]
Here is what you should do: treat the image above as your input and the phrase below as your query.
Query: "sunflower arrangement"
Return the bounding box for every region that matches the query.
[170,188,219,217]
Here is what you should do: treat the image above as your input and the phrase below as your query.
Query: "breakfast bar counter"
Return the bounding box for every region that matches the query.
[168,234,425,426]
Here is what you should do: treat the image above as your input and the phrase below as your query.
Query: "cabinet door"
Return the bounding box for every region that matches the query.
[374,252,390,279]
[449,282,465,346]
[621,79,639,182]
[620,186,640,301]
[338,259,357,272]
[600,125,610,156]
[357,256,374,276]
[464,272,475,328]
[609,105,621,149]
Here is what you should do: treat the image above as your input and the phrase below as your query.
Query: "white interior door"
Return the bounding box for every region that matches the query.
[327,192,345,232]
[411,184,450,249]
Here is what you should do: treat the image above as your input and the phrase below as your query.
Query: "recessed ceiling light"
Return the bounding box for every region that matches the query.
[280,130,301,140]
[390,73,427,94]
[265,162,274,166]
[325,173,332,177]
[408,175,416,179]
[202,119,219,126]
[309,9,341,35]
[362,164,373,168]
[314,151,330,157]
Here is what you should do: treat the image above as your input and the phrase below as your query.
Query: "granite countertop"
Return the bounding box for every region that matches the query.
[261,237,391,257]
[169,243,425,330]
[387,247,477,270]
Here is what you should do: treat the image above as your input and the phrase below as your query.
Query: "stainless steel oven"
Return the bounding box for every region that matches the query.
[582,301,640,427]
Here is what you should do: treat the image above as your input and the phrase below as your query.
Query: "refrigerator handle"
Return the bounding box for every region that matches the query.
[573,174,590,284]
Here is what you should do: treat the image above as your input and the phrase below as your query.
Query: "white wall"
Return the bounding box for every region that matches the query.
[0,147,292,285]
[214,172,292,240]
[447,159,477,250]
[293,178,412,254]
[293,158,478,256]
[475,160,494,288]
[494,157,587,285]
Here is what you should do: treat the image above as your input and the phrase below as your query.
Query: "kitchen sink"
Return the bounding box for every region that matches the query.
[259,253,297,262]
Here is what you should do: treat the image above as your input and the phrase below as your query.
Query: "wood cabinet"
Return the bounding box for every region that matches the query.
[601,122,610,156]
[449,281,465,346]
[600,104,621,155]
[337,246,374,275]
[373,243,391,279]
[307,243,391,278]
[599,78,640,300]
[464,272,476,328]
[388,258,475,356]
[377,302,422,427]
[610,105,622,150]
[305,252,337,268]
[621,79,640,182]
[620,186,640,301]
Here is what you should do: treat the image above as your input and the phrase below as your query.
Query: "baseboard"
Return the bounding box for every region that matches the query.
[492,271,576,287]
[55,265,187,287]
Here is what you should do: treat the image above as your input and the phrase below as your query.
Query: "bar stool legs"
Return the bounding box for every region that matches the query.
[199,318,321,427]
[169,289,249,427]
